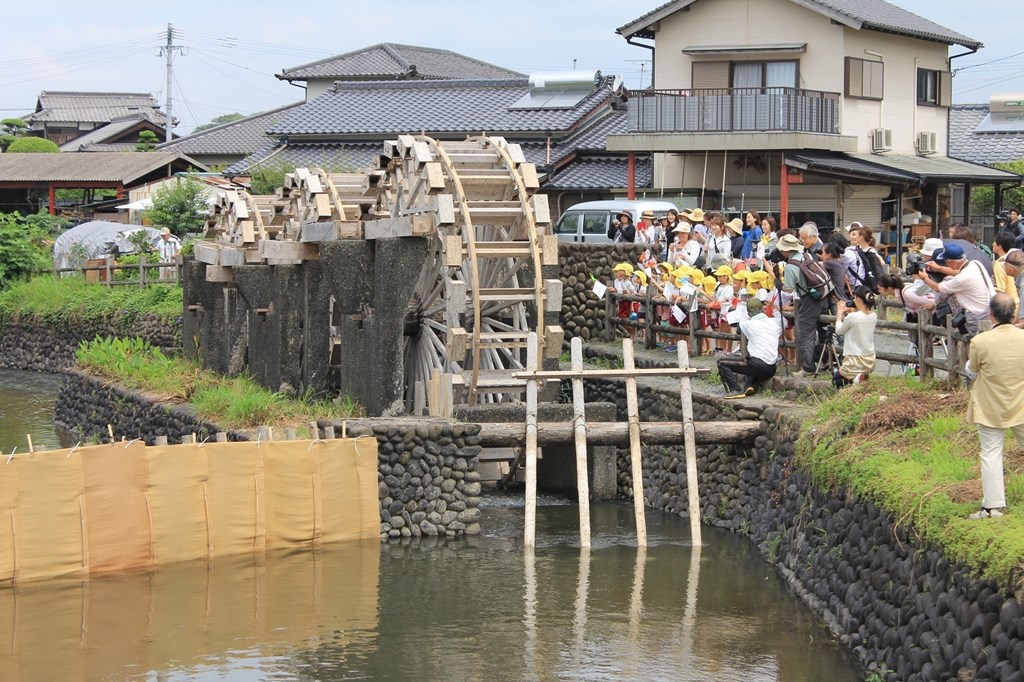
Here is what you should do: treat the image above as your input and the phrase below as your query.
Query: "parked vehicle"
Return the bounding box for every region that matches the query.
[553,200,679,243]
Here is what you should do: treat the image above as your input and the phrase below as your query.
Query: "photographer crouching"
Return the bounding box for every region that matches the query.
[916,243,995,336]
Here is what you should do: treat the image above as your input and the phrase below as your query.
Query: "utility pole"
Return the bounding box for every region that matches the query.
[157,24,183,143]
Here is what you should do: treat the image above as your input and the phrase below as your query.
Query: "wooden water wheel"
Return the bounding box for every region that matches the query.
[379,135,555,413]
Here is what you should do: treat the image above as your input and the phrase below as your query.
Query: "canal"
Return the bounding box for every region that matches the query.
[0,372,863,681]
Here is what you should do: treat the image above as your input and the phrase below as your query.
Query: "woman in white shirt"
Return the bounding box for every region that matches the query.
[704,218,733,270]
[668,223,703,268]
[834,285,878,387]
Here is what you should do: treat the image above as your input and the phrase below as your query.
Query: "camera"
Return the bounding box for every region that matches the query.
[765,248,788,264]
[905,252,923,276]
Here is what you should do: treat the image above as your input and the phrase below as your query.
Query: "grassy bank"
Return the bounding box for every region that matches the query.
[0,276,182,326]
[799,377,1024,589]
[76,336,362,431]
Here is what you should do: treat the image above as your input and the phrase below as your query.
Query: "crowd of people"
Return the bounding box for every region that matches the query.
[605,210,1024,520]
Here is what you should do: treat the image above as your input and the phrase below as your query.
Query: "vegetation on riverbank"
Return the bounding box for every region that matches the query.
[799,377,1024,588]
[76,336,363,430]
[0,276,182,326]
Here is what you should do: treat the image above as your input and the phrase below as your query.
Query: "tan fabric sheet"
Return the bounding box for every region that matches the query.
[0,438,379,584]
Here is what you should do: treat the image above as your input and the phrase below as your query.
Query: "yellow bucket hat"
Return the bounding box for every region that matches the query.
[612,262,634,275]
[713,265,734,278]
[633,270,648,286]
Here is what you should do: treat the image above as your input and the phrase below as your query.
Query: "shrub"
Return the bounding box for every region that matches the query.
[0,212,54,287]
[6,137,59,153]
[143,175,210,237]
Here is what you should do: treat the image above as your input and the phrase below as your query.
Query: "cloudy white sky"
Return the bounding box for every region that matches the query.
[1,0,1021,134]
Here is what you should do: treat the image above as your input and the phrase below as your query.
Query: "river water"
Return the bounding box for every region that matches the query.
[0,373,863,681]
[0,369,64,453]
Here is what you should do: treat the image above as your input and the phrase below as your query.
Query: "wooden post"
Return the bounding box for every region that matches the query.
[570,337,592,549]
[308,421,320,440]
[285,428,297,440]
[605,290,615,341]
[413,381,426,416]
[139,261,147,288]
[104,256,113,287]
[215,432,227,442]
[181,433,196,444]
[677,343,702,546]
[945,314,956,379]
[622,338,648,547]
[687,303,700,357]
[524,332,540,548]
[644,286,655,350]
[26,434,34,454]
[324,425,336,440]
[256,425,272,442]
[918,310,932,381]
[153,436,168,446]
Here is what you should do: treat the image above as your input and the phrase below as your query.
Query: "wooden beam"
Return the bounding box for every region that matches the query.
[543,325,564,359]
[363,214,435,239]
[513,367,709,380]
[623,339,647,547]
[257,240,320,261]
[205,265,234,283]
[532,194,551,226]
[541,234,559,266]
[193,242,221,265]
[476,420,759,446]
[570,336,591,549]
[677,343,702,546]
[435,194,456,225]
[544,279,563,313]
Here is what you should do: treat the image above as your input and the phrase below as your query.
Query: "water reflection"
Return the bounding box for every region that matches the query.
[0,370,64,453]
[0,502,861,681]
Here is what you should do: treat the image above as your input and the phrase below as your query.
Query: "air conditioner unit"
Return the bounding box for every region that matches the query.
[871,128,893,153]
[916,131,938,155]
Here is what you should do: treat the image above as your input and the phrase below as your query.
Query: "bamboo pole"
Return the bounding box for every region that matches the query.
[677,343,702,546]
[26,434,34,454]
[622,338,647,547]
[570,337,591,549]
[524,332,540,549]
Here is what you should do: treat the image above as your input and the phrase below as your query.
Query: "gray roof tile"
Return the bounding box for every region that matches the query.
[0,152,205,183]
[545,156,653,190]
[223,141,383,176]
[26,91,166,124]
[619,0,979,48]
[269,79,614,136]
[159,103,301,156]
[279,43,523,81]
[949,104,1024,166]
[60,113,162,151]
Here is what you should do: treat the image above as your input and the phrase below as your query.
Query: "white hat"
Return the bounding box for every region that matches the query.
[673,221,692,233]
[920,238,944,257]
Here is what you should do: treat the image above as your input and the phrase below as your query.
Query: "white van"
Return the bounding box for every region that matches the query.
[552,200,679,244]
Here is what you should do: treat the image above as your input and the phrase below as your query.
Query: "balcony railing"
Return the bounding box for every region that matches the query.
[626,87,841,135]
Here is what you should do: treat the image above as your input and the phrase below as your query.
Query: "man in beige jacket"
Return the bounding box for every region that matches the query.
[966,293,1024,519]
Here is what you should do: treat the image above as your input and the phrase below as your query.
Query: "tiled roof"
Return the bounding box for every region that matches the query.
[26,91,166,124]
[0,152,205,184]
[223,141,383,176]
[545,156,653,190]
[278,43,523,81]
[158,103,302,157]
[618,0,980,48]
[60,113,162,152]
[268,79,614,136]
[949,104,1024,166]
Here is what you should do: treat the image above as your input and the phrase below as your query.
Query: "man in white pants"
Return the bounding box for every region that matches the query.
[965,293,1024,519]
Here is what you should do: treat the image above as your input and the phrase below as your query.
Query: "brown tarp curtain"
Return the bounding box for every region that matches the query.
[0,437,380,584]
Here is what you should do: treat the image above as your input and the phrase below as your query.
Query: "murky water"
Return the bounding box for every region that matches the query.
[0,373,863,681]
[0,369,64,453]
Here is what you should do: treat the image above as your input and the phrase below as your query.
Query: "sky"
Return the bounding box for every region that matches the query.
[1,0,1022,135]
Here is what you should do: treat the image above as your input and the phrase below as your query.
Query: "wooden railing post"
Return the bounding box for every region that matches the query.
[605,290,615,341]
[644,286,655,350]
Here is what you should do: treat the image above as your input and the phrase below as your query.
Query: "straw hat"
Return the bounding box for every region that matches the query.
[726,218,743,235]
[688,208,706,222]
[713,265,734,278]
[673,222,692,233]
[641,210,656,220]
[777,234,803,252]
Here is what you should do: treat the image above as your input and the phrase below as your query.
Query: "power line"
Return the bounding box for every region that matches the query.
[0,46,151,87]
[189,50,296,99]
[0,34,162,70]
[171,71,200,134]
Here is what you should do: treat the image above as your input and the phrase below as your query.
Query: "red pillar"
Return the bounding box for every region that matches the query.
[627,151,636,200]
[779,156,789,229]
[116,184,124,199]
[48,184,56,215]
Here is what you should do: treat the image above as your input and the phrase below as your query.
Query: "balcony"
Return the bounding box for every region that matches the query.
[628,87,840,133]
[608,87,855,154]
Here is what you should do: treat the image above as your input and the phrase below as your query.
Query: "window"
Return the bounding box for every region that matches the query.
[582,212,609,235]
[845,57,884,100]
[917,68,952,107]
[553,213,579,235]
[732,61,798,89]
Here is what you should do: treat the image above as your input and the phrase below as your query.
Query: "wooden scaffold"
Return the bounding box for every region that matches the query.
[515,334,709,549]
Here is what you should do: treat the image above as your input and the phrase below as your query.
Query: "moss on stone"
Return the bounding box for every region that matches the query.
[799,377,1024,589]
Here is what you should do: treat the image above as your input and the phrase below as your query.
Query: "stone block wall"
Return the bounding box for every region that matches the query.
[558,243,647,341]
[0,316,180,373]
[584,377,1023,682]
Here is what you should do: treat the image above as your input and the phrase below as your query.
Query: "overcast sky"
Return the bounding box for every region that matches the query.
[1,0,1021,134]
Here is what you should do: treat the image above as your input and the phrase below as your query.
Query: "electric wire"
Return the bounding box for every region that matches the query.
[0,46,152,87]
[189,50,296,100]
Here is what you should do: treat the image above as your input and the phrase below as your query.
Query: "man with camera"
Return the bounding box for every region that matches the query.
[778,233,830,377]
[916,243,995,335]
[717,298,780,397]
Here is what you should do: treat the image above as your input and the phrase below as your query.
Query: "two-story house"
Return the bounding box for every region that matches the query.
[610,0,1018,248]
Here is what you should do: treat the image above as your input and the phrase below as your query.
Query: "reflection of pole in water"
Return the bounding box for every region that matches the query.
[572,548,591,664]
[680,545,702,663]
[523,548,538,680]
[626,546,647,673]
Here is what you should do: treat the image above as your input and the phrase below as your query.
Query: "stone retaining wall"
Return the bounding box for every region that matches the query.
[54,373,481,542]
[582,378,1023,682]
[558,243,646,341]
[0,316,180,373]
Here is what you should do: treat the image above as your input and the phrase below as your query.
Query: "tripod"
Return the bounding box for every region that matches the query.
[814,325,841,378]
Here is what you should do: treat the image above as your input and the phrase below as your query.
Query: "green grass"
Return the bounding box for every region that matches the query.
[799,378,1024,589]
[77,336,363,430]
[0,276,182,326]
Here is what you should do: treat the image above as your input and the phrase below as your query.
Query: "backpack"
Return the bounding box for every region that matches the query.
[854,248,886,294]
[789,253,835,301]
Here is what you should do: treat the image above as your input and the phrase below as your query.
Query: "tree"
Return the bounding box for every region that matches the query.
[0,118,28,152]
[0,212,54,287]
[143,176,210,237]
[135,130,159,152]
[970,160,1024,221]
[192,113,245,134]
[6,136,59,153]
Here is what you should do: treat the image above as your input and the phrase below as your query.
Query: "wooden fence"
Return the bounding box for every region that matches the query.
[55,256,181,286]
[606,289,970,382]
